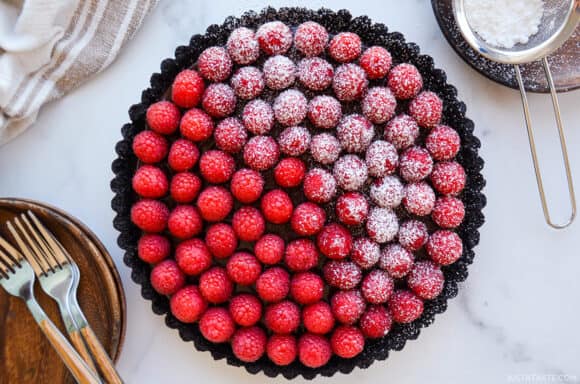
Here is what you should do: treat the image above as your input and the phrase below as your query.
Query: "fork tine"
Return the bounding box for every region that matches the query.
[26,211,71,266]
[7,220,49,276]
[0,235,24,277]
[0,245,12,278]
[20,213,64,271]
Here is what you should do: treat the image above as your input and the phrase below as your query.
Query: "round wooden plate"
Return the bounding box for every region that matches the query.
[0,199,126,384]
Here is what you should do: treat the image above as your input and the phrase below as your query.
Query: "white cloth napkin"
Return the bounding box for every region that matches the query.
[0,0,157,146]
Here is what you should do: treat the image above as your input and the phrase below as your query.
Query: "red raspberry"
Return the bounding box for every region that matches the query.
[196,186,233,222]
[360,305,392,338]
[171,69,205,108]
[168,205,202,239]
[294,21,328,56]
[170,285,207,323]
[214,118,247,154]
[170,172,202,203]
[226,252,262,285]
[197,46,233,82]
[387,63,423,100]
[297,57,334,91]
[336,114,374,153]
[256,267,290,303]
[307,96,342,130]
[361,269,394,304]
[290,202,326,236]
[408,261,445,300]
[351,237,380,269]
[273,89,307,127]
[432,196,465,228]
[362,87,397,124]
[180,108,214,142]
[278,126,311,156]
[230,168,264,204]
[384,114,420,150]
[230,66,265,100]
[229,293,262,327]
[202,83,236,118]
[199,150,235,184]
[263,55,296,90]
[369,175,404,209]
[132,130,168,164]
[254,234,285,265]
[400,146,434,182]
[205,223,238,259]
[328,32,362,63]
[366,140,398,178]
[274,158,306,188]
[284,239,319,272]
[409,91,443,128]
[333,155,368,191]
[379,244,414,278]
[150,260,185,295]
[360,46,392,79]
[426,125,461,161]
[336,192,369,226]
[323,261,362,290]
[430,161,467,196]
[168,139,199,172]
[265,300,301,334]
[138,234,170,264]
[132,165,168,199]
[331,326,364,358]
[231,326,267,363]
[256,21,293,55]
[267,335,297,366]
[398,220,429,251]
[427,230,463,265]
[317,223,352,260]
[403,182,436,216]
[175,238,212,276]
[199,307,235,343]
[199,267,233,304]
[290,272,324,305]
[303,168,337,204]
[146,101,180,135]
[333,64,368,101]
[331,289,366,325]
[131,199,169,233]
[232,206,265,242]
[298,334,332,368]
[303,302,335,334]
[243,135,279,171]
[242,99,274,135]
[226,27,260,65]
[366,207,399,244]
[261,189,293,224]
[310,133,341,165]
[389,290,424,323]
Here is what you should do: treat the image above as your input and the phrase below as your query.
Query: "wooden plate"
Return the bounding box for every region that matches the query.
[0,199,126,384]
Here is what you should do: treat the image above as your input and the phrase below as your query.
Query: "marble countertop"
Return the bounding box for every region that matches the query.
[1,1,579,383]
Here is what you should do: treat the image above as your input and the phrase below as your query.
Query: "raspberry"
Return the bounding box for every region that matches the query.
[199,307,235,343]
[170,285,207,323]
[317,223,352,260]
[310,133,341,165]
[131,199,169,233]
[196,186,233,222]
[132,165,168,198]
[365,140,398,178]
[333,64,368,101]
[261,189,293,224]
[290,202,326,236]
[426,125,461,161]
[150,260,185,295]
[170,172,202,203]
[335,192,369,226]
[432,196,465,228]
[242,99,274,135]
[331,326,364,359]
[400,146,434,182]
[361,269,394,304]
[256,21,293,55]
[201,83,236,118]
[387,63,423,100]
[232,206,265,242]
[214,118,247,153]
[229,293,262,327]
[199,150,235,184]
[132,130,168,164]
[198,46,232,82]
[254,234,285,265]
[430,161,467,196]
[278,126,311,156]
[294,21,328,56]
[336,114,374,153]
[297,57,334,90]
[333,155,368,191]
[389,290,424,323]
[360,305,392,338]
[263,55,296,90]
[267,334,297,366]
[284,239,319,272]
[243,135,279,171]
[273,89,307,127]
[138,234,170,264]
[398,220,429,251]
[379,244,414,278]
[274,158,306,188]
[408,261,445,300]
[230,66,264,100]
[307,96,342,130]
[303,168,337,204]
[323,261,362,290]
[350,237,380,270]
[369,176,404,209]
[146,101,180,135]
[256,267,290,303]
[231,326,267,363]
[362,87,397,124]
[427,230,463,265]
[226,252,262,285]
[199,267,233,304]
[171,69,205,108]
[409,91,443,128]
[168,205,202,239]
[230,168,264,204]
[168,139,199,172]
[330,290,366,325]
[360,46,392,79]
[180,108,214,142]
[366,207,399,244]
[205,223,237,259]
[175,238,212,276]
[302,302,334,334]
[290,272,324,305]
[384,114,420,150]
[265,300,301,334]
[403,182,436,216]
[298,334,332,368]
[328,32,362,63]
[226,27,260,65]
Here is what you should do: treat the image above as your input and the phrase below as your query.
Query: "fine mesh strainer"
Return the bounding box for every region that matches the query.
[453,0,580,229]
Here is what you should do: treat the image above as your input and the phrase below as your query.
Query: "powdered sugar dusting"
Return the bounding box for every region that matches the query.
[310,133,341,165]
[333,155,368,191]
[308,96,342,129]
[263,55,296,90]
[365,140,398,178]
[297,57,334,91]
[351,237,381,270]
[336,114,374,153]
[278,126,311,156]
[369,176,404,209]
[227,27,260,65]
[361,87,397,124]
[242,99,274,135]
[230,66,265,100]
[273,89,307,126]
[366,207,399,244]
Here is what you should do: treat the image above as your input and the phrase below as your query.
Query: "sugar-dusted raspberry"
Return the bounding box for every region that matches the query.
[290,202,326,236]
[256,21,293,56]
[232,326,267,363]
[230,66,265,100]
[302,302,334,334]
[409,91,443,128]
[323,260,362,290]
[307,96,342,130]
[433,196,465,229]
[256,267,290,303]
[398,220,428,251]
[336,114,374,153]
[133,130,168,164]
[205,223,237,259]
[351,237,380,269]
[303,168,337,204]
[427,230,463,265]
[365,140,398,178]
[333,154,368,192]
[328,32,362,63]
[426,125,461,161]
[317,223,352,260]
[199,267,233,304]
[261,189,293,224]
[278,126,311,156]
[331,289,366,325]
[384,114,420,150]
[284,238,319,272]
[197,46,233,82]
[201,82,236,118]
[243,135,279,171]
[400,146,434,182]
[298,334,332,368]
[294,21,328,56]
[370,176,404,209]
[273,89,307,127]
[175,238,211,276]
[333,64,368,101]
[146,101,180,135]
[331,326,364,359]
[265,300,301,334]
[168,139,199,172]
[170,172,202,203]
[199,307,235,343]
[267,334,297,366]
[379,243,414,278]
[199,150,235,184]
[310,135,341,167]
[360,305,392,338]
[366,207,399,244]
[196,186,233,222]
[168,205,202,240]
[232,206,265,242]
[274,158,306,188]
[255,234,285,265]
[226,252,261,285]
[213,118,247,154]
[150,260,185,295]
[336,192,369,226]
[138,234,170,264]
[362,87,397,124]
[180,108,214,142]
[360,46,392,79]
[242,99,274,135]
[290,272,324,305]
[387,63,423,100]
[431,161,467,196]
[171,69,205,108]
[263,55,296,90]
[131,199,168,233]
[230,168,264,204]
[403,182,436,216]
[389,290,424,323]
[362,269,394,304]
[408,261,444,300]
[132,165,168,199]
[229,293,263,327]
[170,285,207,323]
[297,57,334,91]
[227,27,260,65]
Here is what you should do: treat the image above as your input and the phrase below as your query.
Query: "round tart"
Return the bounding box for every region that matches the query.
[112,7,485,379]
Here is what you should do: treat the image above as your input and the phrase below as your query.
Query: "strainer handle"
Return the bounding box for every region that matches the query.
[514,58,577,229]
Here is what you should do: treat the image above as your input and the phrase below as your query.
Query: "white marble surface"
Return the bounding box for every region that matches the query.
[1,1,579,383]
